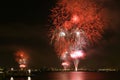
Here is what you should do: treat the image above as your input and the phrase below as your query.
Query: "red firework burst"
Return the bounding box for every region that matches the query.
[15,50,29,69]
[50,0,109,56]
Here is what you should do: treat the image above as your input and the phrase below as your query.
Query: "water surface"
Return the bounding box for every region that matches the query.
[5,72,120,80]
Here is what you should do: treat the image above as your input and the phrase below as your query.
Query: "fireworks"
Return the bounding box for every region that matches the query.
[62,61,70,71]
[70,50,84,71]
[50,0,109,71]
[15,50,28,70]
[70,50,84,59]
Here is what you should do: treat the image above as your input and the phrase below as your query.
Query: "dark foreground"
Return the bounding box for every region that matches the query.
[1,72,120,80]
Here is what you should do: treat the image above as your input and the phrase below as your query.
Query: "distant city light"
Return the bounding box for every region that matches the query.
[28,69,31,74]
[11,68,14,71]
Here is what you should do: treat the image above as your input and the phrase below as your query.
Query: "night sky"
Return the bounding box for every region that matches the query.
[0,0,120,69]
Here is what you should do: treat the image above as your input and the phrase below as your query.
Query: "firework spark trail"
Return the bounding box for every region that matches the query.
[50,0,109,70]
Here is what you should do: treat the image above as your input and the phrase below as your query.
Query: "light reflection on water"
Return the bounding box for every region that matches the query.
[7,72,120,80]
[47,72,119,80]
[69,72,84,80]
[9,72,86,80]
[9,72,85,80]
[10,76,31,80]
[10,77,14,80]
[50,72,85,80]
[27,76,31,80]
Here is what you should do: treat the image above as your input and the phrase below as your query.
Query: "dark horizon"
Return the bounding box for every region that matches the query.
[0,0,120,69]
